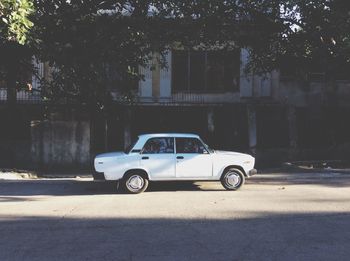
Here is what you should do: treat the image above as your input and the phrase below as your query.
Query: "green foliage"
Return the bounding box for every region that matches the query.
[32,1,174,106]
[1,0,349,105]
[32,0,283,106]
[0,0,34,103]
[0,0,34,44]
[247,0,350,78]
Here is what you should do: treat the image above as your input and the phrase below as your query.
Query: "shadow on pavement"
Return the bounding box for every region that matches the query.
[254,171,350,187]
[0,180,116,197]
[0,212,350,261]
[147,181,223,192]
[0,196,38,202]
[0,179,224,197]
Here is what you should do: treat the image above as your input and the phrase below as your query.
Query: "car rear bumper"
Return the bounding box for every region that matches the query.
[247,168,257,177]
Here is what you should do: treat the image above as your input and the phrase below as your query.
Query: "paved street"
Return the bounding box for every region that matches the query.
[1,171,350,261]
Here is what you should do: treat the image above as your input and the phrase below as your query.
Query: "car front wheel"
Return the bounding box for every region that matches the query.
[220,168,245,191]
[123,172,149,194]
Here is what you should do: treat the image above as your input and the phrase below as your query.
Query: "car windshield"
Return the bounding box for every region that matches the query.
[124,138,138,154]
[205,144,215,153]
[201,139,215,153]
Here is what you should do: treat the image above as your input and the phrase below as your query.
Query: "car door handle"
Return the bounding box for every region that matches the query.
[142,156,149,160]
[176,156,184,159]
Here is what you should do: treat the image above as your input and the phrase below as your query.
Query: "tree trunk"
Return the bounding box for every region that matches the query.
[6,64,17,105]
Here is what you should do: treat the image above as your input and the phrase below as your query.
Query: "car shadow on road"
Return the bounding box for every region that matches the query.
[147,181,223,192]
[1,171,350,197]
[0,179,225,197]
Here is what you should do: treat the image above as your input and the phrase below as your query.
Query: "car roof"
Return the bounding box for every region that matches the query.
[138,133,200,139]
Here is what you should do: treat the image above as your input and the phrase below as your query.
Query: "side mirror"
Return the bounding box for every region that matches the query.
[201,148,209,154]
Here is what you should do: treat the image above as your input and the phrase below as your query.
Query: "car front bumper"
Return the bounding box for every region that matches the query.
[247,168,257,177]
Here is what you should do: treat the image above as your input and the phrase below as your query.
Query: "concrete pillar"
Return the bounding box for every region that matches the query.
[247,105,257,154]
[30,120,44,168]
[287,106,297,148]
[104,119,108,151]
[271,70,280,99]
[124,108,132,150]
[207,108,215,133]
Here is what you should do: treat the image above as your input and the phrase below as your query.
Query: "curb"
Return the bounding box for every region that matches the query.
[0,172,93,180]
[38,174,93,179]
[0,172,38,180]
[283,162,350,174]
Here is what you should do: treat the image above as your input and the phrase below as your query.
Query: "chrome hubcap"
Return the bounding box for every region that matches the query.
[225,172,241,187]
[126,175,144,191]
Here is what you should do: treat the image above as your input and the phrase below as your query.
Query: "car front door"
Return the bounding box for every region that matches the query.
[140,137,176,179]
[175,137,212,178]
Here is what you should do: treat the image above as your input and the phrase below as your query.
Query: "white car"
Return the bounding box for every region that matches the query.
[94,133,257,193]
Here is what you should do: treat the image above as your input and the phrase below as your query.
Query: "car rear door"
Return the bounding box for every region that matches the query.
[140,137,176,179]
[175,137,212,178]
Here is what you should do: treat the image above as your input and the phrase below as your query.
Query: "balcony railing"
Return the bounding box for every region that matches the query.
[0,89,43,104]
[0,90,243,105]
[112,91,241,105]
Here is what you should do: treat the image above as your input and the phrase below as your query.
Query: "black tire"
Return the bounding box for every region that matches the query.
[123,172,149,194]
[220,168,245,191]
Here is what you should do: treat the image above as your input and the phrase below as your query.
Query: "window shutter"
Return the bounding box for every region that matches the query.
[240,49,254,98]
[160,51,172,97]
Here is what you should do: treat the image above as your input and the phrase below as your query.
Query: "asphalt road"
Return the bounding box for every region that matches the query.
[1,171,350,261]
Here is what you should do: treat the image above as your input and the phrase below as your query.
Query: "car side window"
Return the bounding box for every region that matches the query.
[142,138,174,154]
[176,138,208,154]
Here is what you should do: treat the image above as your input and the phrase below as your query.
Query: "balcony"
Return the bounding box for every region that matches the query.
[0,89,43,104]
[112,91,241,106]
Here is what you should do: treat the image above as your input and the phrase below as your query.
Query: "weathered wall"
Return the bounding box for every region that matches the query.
[276,81,350,107]
[1,101,350,171]
[0,106,35,169]
[31,120,91,170]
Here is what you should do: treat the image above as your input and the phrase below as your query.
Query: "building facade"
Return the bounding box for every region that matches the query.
[1,49,350,170]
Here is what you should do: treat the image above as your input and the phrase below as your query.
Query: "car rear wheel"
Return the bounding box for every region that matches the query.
[123,172,149,194]
[220,168,245,190]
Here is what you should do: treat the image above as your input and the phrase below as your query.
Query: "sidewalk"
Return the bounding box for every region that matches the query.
[282,160,350,174]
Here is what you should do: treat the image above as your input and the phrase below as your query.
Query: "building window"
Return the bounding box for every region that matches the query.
[172,50,240,92]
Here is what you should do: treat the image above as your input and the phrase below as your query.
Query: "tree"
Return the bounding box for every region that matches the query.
[31,0,280,107]
[249,0,350,79]
[0,0,34,104]
[29,0,350,107]
[0,0,33,44]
